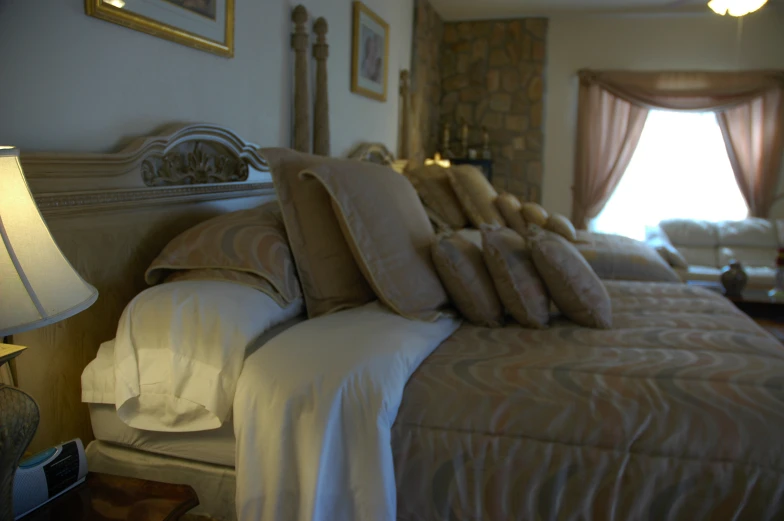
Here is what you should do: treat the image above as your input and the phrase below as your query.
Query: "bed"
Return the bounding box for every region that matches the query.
[20,124,784,521]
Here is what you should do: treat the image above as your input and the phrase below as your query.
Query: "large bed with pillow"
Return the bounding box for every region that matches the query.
[22,124,784,521]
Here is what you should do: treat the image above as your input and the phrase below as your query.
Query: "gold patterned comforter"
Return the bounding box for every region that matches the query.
[392,281,784,520]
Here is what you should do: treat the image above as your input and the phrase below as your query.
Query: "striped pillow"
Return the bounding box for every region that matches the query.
[145,202,301,306]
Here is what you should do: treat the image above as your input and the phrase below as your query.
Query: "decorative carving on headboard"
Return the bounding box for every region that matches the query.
[141,141,249,187]
[348,142,396,166]
[21,123,272,216]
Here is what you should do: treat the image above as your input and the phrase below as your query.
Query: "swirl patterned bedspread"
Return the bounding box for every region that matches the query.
[393,281,784,521]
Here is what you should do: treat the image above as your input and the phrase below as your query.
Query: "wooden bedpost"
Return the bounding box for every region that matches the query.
[313,17,330,156]
[291,5,310,153]
[398,69,411,161]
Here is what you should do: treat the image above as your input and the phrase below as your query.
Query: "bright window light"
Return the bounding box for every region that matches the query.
[590,110,748,241]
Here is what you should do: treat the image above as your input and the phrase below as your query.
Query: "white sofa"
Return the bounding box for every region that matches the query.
[649,218,784,288]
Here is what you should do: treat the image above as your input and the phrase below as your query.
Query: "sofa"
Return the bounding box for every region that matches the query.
[647,218,784,289]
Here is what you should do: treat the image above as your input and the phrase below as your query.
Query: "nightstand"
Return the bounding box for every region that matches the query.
[19,472,199,521]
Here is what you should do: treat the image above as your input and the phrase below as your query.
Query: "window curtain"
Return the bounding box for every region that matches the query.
[572,80,648,230]
[718,88,784,217]
[572,70,784,227]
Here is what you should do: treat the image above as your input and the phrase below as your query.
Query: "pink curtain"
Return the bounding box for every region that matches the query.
[718,88,784,218]
[573,70,784,227]
[572,80,649,230]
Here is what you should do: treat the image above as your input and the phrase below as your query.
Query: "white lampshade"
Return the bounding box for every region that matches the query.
[0,147,98,337]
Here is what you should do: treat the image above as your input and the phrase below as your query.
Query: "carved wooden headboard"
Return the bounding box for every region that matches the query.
[14,123,275,452]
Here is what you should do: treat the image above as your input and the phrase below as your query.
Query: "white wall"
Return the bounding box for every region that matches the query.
[542,10,784,219]
[0,0,412,156]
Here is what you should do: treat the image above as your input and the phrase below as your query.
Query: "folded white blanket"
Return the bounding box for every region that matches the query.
[233,301,460,521]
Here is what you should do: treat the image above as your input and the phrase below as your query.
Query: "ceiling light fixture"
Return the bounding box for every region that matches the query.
[707,0,768,16]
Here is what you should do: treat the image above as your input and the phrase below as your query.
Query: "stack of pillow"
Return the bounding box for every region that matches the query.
[145,155,612,332]
[404,163,578,241]
[260,154,611,330]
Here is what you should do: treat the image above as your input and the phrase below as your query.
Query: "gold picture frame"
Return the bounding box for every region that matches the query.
[85,0,234,58]
[351,1,389,102]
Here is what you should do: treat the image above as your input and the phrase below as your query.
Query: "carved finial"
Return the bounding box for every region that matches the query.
[400,69,409,82]
[313,17,329,59]
[292,5,308,25]
[314,17,328,39]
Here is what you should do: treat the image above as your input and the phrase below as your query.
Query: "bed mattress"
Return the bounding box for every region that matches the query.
[89,404,236,468]
[392,280,784,520]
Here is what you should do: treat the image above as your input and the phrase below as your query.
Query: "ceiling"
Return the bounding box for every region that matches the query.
[429,0,780,21]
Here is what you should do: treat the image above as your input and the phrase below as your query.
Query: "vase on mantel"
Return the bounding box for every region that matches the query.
[721,261,747,298]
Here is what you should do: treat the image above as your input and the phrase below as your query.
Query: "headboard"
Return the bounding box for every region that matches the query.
[14,123,275,452]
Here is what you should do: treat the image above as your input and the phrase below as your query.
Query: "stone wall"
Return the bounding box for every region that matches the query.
[409,0,444,166]
[440,19,547,202]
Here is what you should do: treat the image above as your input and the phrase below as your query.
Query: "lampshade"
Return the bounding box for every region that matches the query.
[0,147,98,337]
[707,0,768,16]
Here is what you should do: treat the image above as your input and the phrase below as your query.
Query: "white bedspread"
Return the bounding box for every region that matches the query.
[233,301,460,521]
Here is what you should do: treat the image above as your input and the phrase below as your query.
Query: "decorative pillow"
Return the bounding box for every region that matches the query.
[531,232,612,329]
[406,165,468,229]
[448,164,505,227]
[145,202,301,306]
[432,233,504,327]
[495,193,529,237]
[263,148,375,318]
[545,213,578,242]
[482,226,550,328]
[302,160,449,321]
[520,202,549,227]
[574,232,681,283]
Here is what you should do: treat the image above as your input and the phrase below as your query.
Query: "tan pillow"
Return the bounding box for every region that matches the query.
[145,203,301,306]
[406,165,468,229]
[302,160,449,321]
[263,148,375,318]
[432,233,504,327]
[448,165,506,227]
[574,232,681,283]
[481,226,550,328]
[531,232,612,329]
[495,193,529,237]
[520,202,549,227]
[545,213,577,242]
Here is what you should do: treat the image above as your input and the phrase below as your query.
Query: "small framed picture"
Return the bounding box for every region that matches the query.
[351,2,389,102]
[86,0,234,58]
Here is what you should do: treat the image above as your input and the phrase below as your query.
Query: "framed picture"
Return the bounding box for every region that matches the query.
[351,2,389,102]
[86,0,234,58]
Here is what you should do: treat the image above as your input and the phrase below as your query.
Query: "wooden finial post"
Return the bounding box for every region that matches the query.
[313,17,330,156]
[398,70,411,160]
[291,5,310,153]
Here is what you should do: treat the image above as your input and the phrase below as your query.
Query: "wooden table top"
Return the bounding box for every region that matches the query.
[20,472,199,521]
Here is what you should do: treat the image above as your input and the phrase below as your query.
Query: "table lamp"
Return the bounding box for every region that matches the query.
[0,146,98,521]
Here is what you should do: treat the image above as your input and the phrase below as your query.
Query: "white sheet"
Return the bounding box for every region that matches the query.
[109,280,303,432]
[232,301,460,521]
[89,403,237,467]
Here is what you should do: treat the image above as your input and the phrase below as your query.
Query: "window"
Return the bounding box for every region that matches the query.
[590,110,749,241]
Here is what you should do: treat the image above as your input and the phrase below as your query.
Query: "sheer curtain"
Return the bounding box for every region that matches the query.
[591,110,749,240]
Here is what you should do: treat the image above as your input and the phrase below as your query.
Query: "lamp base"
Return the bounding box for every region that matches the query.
[0,384,39,521]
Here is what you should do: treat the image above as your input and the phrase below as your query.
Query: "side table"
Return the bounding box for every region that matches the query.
[19,472,199,521]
